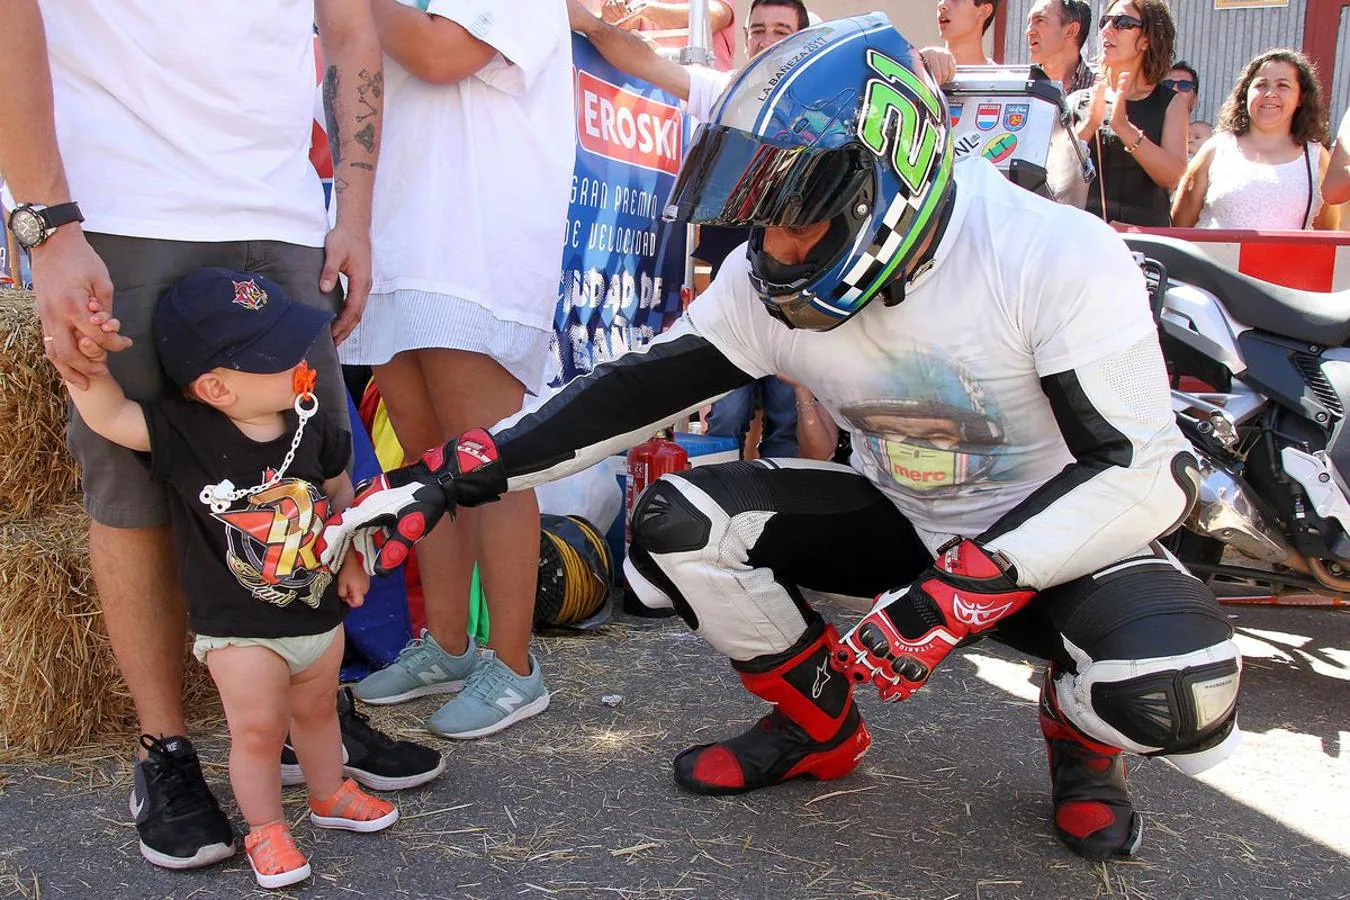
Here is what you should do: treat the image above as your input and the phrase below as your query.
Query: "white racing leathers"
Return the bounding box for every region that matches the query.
[483,159,1240,772]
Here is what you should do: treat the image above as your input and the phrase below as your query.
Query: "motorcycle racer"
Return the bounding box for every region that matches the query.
[322,14,1242,861]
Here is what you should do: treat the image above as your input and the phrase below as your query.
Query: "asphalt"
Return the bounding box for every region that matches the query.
[0,602,1346,900]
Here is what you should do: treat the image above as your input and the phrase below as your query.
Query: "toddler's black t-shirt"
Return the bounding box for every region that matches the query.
[143,397,350,638]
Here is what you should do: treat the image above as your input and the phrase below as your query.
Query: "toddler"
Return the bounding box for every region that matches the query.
[67,268,397,889]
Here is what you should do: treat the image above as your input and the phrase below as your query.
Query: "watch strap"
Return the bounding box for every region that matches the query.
[39,202,84,230]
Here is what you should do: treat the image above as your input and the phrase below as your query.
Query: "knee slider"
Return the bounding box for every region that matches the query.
[630,477,711,555]
[1054,636,1242,774]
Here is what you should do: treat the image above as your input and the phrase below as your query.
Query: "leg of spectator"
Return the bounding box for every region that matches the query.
[420,349,538,677]
[705,382,757,455]
[90,522,189,743]
[756,376,800,458]
[373,351,475,655]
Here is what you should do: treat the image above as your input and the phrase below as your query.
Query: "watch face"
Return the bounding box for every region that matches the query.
[9,208,44,247]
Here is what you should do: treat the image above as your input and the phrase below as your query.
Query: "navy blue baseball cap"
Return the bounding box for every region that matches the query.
[154,268,334,389]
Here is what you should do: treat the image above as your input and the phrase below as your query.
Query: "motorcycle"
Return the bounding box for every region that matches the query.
[1125,233,1350,606]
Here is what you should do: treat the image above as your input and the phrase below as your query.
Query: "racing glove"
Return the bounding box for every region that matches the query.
[834,539,1037,701]
[319,428,506,577]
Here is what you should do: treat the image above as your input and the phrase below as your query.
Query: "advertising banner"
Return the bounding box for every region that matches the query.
[552,35,689,386]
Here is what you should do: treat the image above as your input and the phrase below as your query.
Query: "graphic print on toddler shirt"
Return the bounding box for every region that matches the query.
[212,474,333,608]
[840,345,1009,498]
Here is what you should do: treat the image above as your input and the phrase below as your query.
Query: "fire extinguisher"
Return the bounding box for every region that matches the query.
[624,435,689,548]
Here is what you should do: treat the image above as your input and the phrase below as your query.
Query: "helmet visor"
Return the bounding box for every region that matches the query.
[663,125,871,227]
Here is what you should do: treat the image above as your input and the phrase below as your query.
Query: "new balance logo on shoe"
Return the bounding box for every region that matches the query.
[493,688,525,714]
[417,665,449,685]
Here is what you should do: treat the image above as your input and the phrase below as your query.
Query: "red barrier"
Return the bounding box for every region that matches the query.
[1116,226,1350,292]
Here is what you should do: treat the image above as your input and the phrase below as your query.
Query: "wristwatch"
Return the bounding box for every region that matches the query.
[7,202,84,249]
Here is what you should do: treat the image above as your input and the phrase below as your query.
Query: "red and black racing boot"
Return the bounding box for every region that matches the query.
[1040,668,1143,861]
[673,618,871,795]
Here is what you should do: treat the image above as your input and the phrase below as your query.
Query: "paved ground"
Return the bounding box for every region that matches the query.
[0,602,1346,900]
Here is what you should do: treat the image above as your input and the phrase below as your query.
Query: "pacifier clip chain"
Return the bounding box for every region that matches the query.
[198,363,320,514]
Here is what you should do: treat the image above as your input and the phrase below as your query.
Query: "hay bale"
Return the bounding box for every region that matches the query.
[0,290,80,522]
[0,504,217,760]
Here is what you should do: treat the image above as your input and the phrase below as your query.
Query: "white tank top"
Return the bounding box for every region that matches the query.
[1196,131,1323,230]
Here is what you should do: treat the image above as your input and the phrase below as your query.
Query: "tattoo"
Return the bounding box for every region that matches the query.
[356,69,383,124]
[334,175,350,197]
[322,65,342,168]
[354,122,376,155]
[351,162,374,171]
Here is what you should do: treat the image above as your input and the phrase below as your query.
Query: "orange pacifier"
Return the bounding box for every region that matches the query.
[293,361,319,416]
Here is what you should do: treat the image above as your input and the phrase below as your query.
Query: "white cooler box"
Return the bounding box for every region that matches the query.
[944,65,1093,208]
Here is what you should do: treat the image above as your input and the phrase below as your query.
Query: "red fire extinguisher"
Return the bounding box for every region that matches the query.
[625,435,689,548]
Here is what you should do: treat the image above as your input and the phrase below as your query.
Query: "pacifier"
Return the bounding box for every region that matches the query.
[293,360,317,398]
[293,360,318,417]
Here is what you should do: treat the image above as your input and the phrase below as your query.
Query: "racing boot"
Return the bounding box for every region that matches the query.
[1040,667,1143,861]
[673,617,871,795]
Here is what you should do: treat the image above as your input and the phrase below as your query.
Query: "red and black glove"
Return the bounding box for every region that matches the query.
[319,428,506,577]
[833,539,1037,702]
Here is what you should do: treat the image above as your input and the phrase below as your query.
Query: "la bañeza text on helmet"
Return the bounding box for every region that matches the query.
[663,13,956,331]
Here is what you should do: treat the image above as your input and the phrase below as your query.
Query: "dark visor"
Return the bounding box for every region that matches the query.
[663,125,871,227]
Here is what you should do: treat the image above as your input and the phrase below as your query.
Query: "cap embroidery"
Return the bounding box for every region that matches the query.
[232,279,269,311]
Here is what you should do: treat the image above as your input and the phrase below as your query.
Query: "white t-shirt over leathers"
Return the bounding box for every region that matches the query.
[38,0,330,246]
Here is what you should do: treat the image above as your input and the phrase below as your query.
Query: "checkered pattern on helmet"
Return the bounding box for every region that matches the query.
[832,191,921,302]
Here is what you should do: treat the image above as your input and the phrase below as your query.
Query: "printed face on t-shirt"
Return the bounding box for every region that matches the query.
[839,344,1009,497]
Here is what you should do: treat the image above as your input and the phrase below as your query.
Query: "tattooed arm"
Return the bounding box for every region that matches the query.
[315,0,383,344]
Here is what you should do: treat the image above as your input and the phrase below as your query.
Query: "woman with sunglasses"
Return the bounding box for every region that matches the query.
[1069,0,1187,226]
[1174,50,1337,230]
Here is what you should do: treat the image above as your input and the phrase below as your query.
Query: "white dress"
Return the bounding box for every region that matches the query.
[1196,131,1324,230]
[339,0,575,394]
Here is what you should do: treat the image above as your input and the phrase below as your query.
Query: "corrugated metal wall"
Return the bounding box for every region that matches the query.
[1000,1,1348,132]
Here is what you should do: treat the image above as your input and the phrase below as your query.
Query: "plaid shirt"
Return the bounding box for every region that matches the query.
[1065,55,1097,96]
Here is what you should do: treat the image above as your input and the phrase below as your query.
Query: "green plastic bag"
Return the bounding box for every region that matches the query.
[467,564,490,645]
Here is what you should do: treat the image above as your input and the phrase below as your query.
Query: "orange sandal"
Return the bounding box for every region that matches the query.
[244,821,310,889]
[308,778,399,833]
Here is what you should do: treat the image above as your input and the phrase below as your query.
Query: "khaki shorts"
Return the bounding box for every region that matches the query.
[193,624,343,676]
[68,233,351,529]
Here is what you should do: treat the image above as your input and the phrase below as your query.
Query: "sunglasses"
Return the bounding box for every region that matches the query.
[1098,13,1144,30]
[1161,78,1195,92]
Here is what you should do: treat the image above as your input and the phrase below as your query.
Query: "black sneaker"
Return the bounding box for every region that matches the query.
[280,688,445,791]
[129,735,236,869]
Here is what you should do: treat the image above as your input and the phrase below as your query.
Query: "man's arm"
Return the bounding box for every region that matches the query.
[977,241,1196,590]
[320,319,756,574]
[315,0,384,343]
[623,0,733,34]
[1324,108,1350,207]
[491,320,753,491]
[0,0,129,386]
[1314,146,1340,230]
[569,0,691,100]
[371,0,497,86]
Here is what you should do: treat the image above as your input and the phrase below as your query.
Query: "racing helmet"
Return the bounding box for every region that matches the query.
[663,13,955,331]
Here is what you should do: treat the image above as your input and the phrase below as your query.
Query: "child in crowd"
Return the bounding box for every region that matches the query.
[66,268,397,889]
[1188,120,1214,159]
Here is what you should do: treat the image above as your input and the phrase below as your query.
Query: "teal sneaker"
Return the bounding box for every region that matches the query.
[353,629,477,705]
[427,650,550,739]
